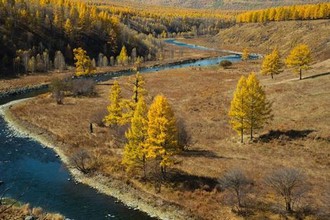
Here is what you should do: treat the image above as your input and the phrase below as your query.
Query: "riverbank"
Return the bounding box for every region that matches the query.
[0,40,222,98]
[0,99,197,220]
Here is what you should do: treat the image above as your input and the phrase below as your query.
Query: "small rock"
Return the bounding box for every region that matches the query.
[25,216,35,220]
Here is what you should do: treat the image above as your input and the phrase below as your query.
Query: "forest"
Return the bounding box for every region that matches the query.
[0,0,235,77]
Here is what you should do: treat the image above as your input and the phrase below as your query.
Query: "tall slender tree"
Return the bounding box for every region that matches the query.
[104,81,124,126]
[146,95,179,179]
[229,76,248,143]
[122,97,148,177]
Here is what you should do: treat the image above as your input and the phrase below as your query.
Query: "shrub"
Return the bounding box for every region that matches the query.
[50,78,66,104]
[70,79,96,96]
[220,60,232,69]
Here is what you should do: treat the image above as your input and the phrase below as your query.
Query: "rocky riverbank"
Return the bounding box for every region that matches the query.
[0,99,197,220]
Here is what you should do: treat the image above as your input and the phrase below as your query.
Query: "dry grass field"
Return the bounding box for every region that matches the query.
[10,55,330,219]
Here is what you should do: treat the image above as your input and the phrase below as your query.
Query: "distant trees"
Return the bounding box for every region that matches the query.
[73,48,95,76]
[236,3,330,23]
[261,48,283,79]
[241,48,249,61]
[229,73,272,142]
[285,44,312,80]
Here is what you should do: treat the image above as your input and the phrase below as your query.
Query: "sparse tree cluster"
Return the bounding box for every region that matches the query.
[103,74,181,184]
[261,44,312,80]
[219,167,310,214]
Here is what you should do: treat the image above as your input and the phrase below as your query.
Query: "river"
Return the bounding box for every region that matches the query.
[0,40,245,219]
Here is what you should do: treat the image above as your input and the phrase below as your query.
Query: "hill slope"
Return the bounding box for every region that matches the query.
[183,20,330,61]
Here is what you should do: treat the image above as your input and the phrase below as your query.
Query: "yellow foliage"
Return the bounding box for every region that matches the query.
[146,95,179,172]
[242,48,249,61]
[236,3,330,23]
[122,97,148,175]
[73,47,95,76]
[229,73,272,142]
[285,44,312,80]
[104,81,124,126]
[261,48,283,79]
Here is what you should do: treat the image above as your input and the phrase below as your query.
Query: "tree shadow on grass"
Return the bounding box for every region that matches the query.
[166,169,219,192]
[180,149,224,159]
[303,72,330,80]
[258,129,315,143]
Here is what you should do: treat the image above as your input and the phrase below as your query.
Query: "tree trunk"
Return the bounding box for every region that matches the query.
[241,128,244,143]
[299,68,302,80]
[250,126,253,140]
[271,73,274,79]
[142,155,146,179]
[286,202,292,212]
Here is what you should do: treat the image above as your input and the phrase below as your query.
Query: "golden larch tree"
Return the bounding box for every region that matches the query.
[146,95,179,178]
[121,72,148,124]
[245,73,272,140]
[229,75,248,143]
[122,97,149,177]
[285,44,312,80]
[242,48,249,61]
[104,81,124,126]
[73,47,94,76]
[261,48,283,79]
[229,73,272,142]
[118,45,128,66]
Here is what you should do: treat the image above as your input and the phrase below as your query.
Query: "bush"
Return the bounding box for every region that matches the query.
[50,78,66,104]
[220,60,232,69]
[70,79,96,96]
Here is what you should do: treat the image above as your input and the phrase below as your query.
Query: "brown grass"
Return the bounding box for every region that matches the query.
[0,203,64,220]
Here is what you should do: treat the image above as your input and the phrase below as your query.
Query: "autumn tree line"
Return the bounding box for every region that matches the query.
[236,3,330,23]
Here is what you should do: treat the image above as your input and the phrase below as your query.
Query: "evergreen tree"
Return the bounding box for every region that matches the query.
[285,44,312,80]
[146,95,179,178]
[122,97,148,177]
[104,81,124,126]
[261,48,283,79]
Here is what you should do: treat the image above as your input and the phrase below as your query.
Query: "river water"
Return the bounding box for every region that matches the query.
[0,40,244,219]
